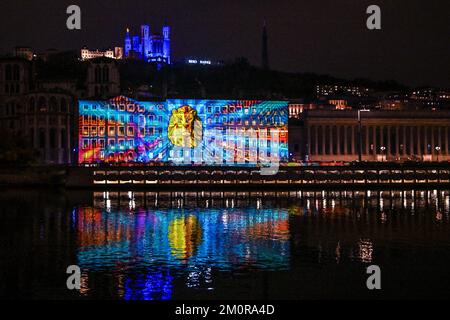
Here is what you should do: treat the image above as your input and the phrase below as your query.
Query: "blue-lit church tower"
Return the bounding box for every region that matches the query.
[162,22,171,64]
[124,28,132,57]
[124,22,171,64]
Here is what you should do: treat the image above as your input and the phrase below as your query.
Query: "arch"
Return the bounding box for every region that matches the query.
[94,65,101,82]
[49,96,58,112]
[5,64,12,81]
[12,64,20,81]
[28,97,36,113]
[38,96,47,110]
[60,97,67,112]
[39,128,46,148]
[102,65,109,83]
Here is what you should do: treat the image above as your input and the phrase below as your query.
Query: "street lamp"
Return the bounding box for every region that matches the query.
[380,146,386,162]
[358,109,370,162]
[435,146,441,162]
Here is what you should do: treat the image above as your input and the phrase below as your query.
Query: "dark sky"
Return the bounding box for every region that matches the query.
[1,0,449,87]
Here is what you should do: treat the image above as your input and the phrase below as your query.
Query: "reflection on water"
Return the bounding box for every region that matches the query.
[1,189,450,299]
[75,204,290,300]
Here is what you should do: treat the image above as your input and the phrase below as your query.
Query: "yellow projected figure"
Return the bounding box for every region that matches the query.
[168,215,202,260]
[168,105,203,148]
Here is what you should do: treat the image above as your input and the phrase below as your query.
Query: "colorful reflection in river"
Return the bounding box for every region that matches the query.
[74,206,290,300]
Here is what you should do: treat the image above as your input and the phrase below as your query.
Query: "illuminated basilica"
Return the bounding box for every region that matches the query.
[124,23,171,64]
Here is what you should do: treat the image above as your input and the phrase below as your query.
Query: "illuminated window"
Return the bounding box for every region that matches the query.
[127,104,135,112]
[127,126,134,136]
[82,139,89,149]
[119,104,125,111]
[108,126,115,136]
[99,126,105,136]
[118,126,125,136]
[91,126,97,135]
[82,126,89,135]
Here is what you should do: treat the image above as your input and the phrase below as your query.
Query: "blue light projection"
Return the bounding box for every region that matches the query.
[78,96,289,165]
[74,206,290,299]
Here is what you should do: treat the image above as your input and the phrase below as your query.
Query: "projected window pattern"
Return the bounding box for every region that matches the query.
[79,96,288,164]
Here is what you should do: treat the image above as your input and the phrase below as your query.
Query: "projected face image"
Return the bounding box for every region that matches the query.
[168,105,203,148]
[78,96,288,165]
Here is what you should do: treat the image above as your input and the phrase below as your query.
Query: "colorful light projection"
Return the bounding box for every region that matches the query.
[76,207,290,271]
[78,96,288,165]
[75,206,290,299]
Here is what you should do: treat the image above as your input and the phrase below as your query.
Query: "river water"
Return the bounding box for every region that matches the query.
[1,189,449,299]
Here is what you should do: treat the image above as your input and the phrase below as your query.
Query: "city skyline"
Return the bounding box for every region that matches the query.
[1,0,449,88]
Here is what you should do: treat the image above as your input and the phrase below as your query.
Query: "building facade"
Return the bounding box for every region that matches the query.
[85,58,121,98]
[78,96,288,164]
[80,47,123,61]
[291,110,450,162]
[0,57,77,164]
[124,23,171,64]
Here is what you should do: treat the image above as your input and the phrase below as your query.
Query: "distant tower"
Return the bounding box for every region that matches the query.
[124,27,131,57]
[141,24,151,60]
[132,35,141,58]
[162,20,171,64]
[262,20,269,70]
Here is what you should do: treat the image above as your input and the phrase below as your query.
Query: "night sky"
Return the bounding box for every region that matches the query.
[1,0,449,87]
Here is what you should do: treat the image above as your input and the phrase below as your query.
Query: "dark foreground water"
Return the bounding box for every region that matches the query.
[0,189,449,300]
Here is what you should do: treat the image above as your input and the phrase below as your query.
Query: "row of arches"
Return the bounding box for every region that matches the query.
[309,124,450,157]
[3,64,21,81]
[28,96,70,113]
[94,65,110,83]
